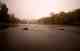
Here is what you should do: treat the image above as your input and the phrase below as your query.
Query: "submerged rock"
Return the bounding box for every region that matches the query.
[23,28,28,30]
[58,28,64,30]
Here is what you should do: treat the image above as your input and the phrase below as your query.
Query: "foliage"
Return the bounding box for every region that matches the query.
[37,12,64,25]
[64,9,80,25]
[37,8,80,25]
[0,3,20,24]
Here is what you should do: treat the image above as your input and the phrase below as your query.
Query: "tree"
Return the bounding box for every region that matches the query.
[0,4,10,23]
[0,3,21,25]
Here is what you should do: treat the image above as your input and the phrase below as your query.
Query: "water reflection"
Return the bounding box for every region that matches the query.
[0,30,8,48]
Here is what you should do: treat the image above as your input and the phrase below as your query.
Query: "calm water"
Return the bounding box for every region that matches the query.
[0,24,80,51]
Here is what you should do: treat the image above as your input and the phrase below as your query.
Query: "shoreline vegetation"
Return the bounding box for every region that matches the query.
[37,8,80,26]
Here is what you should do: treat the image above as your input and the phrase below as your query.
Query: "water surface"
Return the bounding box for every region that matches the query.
[1,24,80,51]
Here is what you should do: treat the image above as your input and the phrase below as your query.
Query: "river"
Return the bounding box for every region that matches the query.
[0,24,80,51]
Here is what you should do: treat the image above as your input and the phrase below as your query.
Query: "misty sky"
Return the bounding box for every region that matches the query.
[0,0,80,20]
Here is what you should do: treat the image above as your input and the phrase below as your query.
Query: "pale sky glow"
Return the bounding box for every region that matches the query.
[1,0,80,20]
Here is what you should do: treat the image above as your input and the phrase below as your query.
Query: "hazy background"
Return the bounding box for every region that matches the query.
[0,0,80,20]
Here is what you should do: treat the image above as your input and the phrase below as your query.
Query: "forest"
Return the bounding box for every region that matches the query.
[38,8,80,25]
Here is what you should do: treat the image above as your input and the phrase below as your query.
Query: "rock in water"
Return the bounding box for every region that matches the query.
[23,28,28,30]
[58,28,64,30]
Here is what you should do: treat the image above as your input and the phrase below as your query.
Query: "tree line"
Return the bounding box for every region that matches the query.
[37,8,80,25]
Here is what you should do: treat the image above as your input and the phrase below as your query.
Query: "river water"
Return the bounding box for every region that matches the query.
[0,24,80,51]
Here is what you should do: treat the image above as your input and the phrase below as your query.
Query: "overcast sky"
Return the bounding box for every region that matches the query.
[0,0,80,20]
